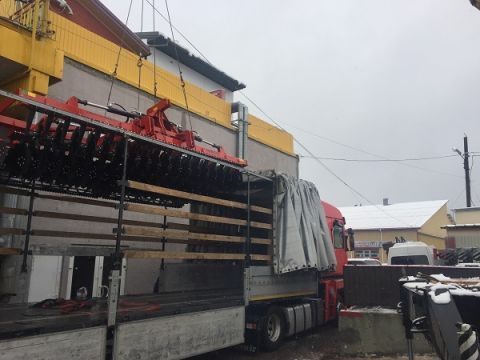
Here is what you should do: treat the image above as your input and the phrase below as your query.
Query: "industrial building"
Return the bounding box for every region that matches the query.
[443,206,480,249]
[340,200,450,261]
[0,0,298,303]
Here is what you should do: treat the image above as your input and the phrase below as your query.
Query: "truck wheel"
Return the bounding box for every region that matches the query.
[262,307,285,351]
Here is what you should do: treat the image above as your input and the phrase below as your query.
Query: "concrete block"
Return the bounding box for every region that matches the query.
[339,308,434,356]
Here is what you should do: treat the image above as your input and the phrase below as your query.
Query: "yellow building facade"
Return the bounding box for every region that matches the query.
[340,201,450,262]
[443,207,480,249]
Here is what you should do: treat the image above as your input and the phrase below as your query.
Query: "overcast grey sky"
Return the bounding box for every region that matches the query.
[101,0,480,209]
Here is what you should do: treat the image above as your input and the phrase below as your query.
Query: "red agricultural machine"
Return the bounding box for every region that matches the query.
[0,89,245,204]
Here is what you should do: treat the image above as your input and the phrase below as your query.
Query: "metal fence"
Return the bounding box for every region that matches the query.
[344,265,480,308]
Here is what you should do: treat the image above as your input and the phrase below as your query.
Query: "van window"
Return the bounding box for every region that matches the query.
[390,255,429,265]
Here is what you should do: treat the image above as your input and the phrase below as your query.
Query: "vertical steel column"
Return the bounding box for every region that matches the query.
[108,137,128,328]
[21,181,35,273]
[231,102,249,160]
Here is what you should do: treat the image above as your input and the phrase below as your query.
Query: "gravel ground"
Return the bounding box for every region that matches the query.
[192,324,438,360]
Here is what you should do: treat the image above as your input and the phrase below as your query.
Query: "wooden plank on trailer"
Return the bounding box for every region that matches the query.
[123,250,271,261]
[31,229,115,240]
[0,228,25,236]
[28,229,208,246]
[0,248,22,255]
[33,209,186,230]
[127,180,272,215]
[0,206,28,216]
[122,225,271,245]
[125,203,272,230]
[33,210,167,229]
[0,187,114,209]
[36,194,117,208]
[0,186,31,197]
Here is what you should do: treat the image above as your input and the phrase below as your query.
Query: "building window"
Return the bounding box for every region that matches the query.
[355,249,379,258]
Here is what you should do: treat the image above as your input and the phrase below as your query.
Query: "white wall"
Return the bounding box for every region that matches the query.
[27,256,62,303]
[148,49,234,102]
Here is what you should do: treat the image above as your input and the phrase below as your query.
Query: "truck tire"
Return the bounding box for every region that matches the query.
[261,306,286,351]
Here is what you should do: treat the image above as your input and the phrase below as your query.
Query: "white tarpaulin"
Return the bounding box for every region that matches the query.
[274,174,337,274]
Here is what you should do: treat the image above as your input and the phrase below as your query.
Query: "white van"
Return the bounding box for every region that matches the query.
[387,241,434,265]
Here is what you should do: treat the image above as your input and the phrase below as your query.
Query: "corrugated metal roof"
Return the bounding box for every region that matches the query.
[339,200,448,230]
[137,32,246,92]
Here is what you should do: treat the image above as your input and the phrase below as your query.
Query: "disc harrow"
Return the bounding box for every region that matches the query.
[0,91,246,205]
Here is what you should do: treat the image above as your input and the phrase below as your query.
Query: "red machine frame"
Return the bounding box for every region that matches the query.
[0,90,247,167]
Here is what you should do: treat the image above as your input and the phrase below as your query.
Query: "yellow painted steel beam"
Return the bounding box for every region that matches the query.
[0,0,62,94]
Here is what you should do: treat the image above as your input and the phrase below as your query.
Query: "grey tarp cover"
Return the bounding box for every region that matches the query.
[274,174,337,274]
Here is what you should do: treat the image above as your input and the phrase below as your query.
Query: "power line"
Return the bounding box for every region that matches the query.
[152,0,157,97]
[237,94,413,227]
[163,0,193,132]
[107,0,135,105]
[299,154,458,162]
[144,0,213,65]
[238,92,463,180]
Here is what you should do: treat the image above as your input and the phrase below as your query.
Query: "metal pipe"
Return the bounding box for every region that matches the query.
[464,135,471,208]
[407,338,414,360]
[77,99,142,119]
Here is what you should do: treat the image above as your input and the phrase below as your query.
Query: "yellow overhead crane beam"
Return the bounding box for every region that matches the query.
[0,0,63,94]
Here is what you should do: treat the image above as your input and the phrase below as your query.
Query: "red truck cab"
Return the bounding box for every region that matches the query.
[320,201,354,321]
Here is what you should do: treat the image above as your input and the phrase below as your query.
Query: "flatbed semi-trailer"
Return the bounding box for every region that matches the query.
[0,176,351,359]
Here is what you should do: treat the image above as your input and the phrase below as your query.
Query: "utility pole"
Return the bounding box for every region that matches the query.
[464,135,472,208]
[453,135,472,208]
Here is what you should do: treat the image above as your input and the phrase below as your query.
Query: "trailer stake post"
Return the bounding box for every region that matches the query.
[160,210,167,270]
[246,174,251,266]
[21,181,35,273]
[108,136,128,328]
[243,174,252,306]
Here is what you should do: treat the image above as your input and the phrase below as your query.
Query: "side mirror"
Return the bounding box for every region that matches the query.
[347,228,355,251]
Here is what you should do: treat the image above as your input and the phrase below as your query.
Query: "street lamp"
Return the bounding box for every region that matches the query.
[452,147,463,158]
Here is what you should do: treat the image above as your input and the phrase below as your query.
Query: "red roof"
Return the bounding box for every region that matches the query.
[51,0,150,56]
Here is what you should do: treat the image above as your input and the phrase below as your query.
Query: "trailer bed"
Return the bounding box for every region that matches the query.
[0,289,243,340]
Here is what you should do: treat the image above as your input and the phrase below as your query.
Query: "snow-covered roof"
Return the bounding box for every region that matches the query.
[339,200,448,230]
[442,224,480,229]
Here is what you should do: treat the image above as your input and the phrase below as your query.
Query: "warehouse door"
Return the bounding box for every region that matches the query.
[70,256,96,299]
[66,256,127,299]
